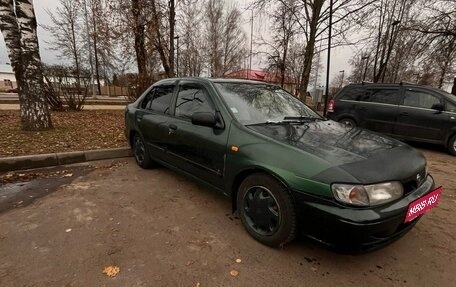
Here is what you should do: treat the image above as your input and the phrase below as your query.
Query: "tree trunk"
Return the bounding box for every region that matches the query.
[132,0,147,74]
[0,0,52,130]
[452,77,456,96]
[151,0,172,77]
[91,2,101,95]
[298,2,323,99]
[169,0,175,76]
[70,16,81,93]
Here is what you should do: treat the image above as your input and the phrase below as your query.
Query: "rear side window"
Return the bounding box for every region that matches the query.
[338,87,365,101]
[363,89,400,105]
[402,90,441,109]
[140,85,174,114]
[175,84,214,119]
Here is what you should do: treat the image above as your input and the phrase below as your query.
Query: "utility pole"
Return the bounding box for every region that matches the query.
[324,0,333,116]
[174,36,180,77]
[83,0,96,98]
[248,9,253,80]
[361,55,369,81]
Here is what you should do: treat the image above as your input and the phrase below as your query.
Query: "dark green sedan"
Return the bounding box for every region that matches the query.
[125,78,438,250]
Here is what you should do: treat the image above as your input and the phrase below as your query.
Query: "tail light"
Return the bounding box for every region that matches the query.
[327,99,335,113]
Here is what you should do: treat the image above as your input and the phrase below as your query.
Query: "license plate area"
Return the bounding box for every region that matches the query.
[405,186,442,223]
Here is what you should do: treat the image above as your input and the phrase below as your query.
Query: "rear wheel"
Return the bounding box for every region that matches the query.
[237,173,296,247]
[448,134,456,156]
[133,134,153,168]
[339,118,356,128]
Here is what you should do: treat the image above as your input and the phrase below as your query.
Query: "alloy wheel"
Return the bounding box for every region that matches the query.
[243,186,281,236]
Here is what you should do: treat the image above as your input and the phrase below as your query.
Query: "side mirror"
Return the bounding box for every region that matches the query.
[191,112,217,127]
[431,103,444,112]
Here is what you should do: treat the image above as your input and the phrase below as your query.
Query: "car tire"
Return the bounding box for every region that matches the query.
[237,173,296,247]
[448,134,456,156]
[339,118,356,127]
[133,134,153,168]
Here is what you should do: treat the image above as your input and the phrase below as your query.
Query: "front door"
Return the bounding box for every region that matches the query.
[166,81,229,189]
[393,88,448,143]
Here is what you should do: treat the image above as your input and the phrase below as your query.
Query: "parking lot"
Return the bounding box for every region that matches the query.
[0,145,454,287]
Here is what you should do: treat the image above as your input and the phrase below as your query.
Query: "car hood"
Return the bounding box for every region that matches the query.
[248,120,426,184]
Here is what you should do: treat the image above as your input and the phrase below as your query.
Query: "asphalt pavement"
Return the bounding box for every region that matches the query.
[0,149,454,286]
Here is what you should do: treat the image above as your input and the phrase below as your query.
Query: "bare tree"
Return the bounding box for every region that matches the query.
[0,0,52,130]
[221,3,247,75]
[177,0,205,76]
[42,0,83,92]
[253,0,375,96]
[205,0,246,77]
[264,0,299,88]
[205,0,224,77]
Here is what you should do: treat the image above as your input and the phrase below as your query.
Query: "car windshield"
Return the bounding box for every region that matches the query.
[214,82,321,125]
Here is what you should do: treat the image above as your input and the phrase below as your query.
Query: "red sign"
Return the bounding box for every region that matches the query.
[405,187,442,223]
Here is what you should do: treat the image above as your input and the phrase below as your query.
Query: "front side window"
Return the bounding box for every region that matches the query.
[175,84,214,119]
[403,90,441,109]
[214,82,320,125]
[365,89,400,104]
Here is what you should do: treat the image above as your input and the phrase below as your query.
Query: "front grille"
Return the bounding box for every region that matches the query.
[402,169,426,195]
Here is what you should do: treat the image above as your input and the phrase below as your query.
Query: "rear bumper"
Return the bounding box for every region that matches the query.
[292,175,435,252]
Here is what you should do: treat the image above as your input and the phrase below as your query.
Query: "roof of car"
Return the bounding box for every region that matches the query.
[155,77,275,86]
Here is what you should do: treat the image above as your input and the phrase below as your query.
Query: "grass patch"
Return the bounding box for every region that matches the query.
[0,110,128,157]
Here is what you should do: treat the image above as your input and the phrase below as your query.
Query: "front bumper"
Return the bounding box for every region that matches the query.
[293,175,435,252]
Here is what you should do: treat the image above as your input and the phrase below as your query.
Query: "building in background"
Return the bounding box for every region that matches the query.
[0,64,17,92]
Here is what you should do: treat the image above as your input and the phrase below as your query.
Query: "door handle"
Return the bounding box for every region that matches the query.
[168,124,177,135]
[136,115,143,122]
[399,112,409,116]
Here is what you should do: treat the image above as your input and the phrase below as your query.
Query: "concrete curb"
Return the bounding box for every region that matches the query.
[0,147,133,172]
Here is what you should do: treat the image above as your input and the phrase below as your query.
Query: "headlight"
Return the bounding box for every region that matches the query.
[332,182,403,207]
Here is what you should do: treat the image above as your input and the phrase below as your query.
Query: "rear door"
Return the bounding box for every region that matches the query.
[137,83,175,161]
[166,81,229,189]
[357,87,401,135]
[393,87,448,143]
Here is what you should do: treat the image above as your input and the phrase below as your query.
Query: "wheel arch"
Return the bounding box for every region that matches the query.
[446,129,456,147]
[128,130,136,148]
[337,115,358,125]
[230,167,292,213]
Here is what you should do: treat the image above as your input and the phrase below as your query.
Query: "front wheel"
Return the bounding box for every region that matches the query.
[448,134,456,156]
[339,118,357,128]
[133,134,153,168]
[237,173,296,247]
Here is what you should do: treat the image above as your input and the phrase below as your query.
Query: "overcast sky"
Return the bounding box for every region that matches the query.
[0,0,354,85]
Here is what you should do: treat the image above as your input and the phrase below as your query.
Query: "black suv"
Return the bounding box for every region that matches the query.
[327,83,456,155]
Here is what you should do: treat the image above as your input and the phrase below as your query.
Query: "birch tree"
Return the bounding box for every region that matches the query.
[0,0,52,130]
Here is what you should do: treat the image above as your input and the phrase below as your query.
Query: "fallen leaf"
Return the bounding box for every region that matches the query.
[311,267,318,272]
[103,265,120,277]
[235,259,242,263]
[230,270,239,277]
[65,228,72,233]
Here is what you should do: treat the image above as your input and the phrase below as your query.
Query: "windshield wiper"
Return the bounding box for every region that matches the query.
[283,116,324,121]
[245,120,284,126]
